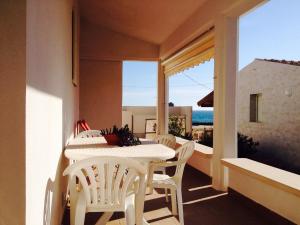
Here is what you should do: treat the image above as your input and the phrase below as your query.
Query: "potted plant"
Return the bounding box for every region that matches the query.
[100,125,141,147]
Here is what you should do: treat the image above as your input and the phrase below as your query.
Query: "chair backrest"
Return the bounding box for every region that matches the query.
[156,134,176,149]
[82,120,91,130]
[63,156,146,210]
[76,130,102,138]
[77,120,91,131]
[174,141,195,180]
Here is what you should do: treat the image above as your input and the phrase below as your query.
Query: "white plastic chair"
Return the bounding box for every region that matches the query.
[155,134,177,149]
[153,134,177,201]
[63,156,147,225]
[76,130,102,138]
[148,141,195,225]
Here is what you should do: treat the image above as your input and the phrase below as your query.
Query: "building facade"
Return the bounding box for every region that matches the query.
[237,59,300,169]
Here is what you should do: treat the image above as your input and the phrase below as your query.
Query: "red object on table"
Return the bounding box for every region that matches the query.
[104,134,120,146]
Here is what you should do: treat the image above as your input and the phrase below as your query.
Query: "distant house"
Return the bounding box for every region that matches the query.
[197,91,214,107]
[198,59,300,166]
[238,59,300,165]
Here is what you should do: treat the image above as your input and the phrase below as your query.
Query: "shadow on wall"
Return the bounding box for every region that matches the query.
[43,153,69,225]
[250,143,300,175]
[44,178,54,225]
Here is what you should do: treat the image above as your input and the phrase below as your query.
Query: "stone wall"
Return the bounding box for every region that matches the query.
[237,59,300,171]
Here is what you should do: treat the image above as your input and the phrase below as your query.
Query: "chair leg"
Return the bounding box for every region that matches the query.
[135,174,147,225]
[74,192,86,225]
[148,165,154,195]
[95,212,113,225]
[162,168,169,202]
[70,177,78,225]
[125,194,135,225]
[170,188,178,215]
[177,186,184,225]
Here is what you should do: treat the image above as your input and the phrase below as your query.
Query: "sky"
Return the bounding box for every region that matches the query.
[122,0,300,110]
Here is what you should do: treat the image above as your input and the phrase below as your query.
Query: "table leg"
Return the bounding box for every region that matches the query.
[136,160,158,225]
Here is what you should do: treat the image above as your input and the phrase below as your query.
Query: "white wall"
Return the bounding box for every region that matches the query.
[26,0,78,225]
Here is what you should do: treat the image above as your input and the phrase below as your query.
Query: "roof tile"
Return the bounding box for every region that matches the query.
[257,58,300,66]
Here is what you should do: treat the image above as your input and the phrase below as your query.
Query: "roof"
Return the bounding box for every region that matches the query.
[256,58,300,66]
[197,58,300,107]
[79,0,208,44]
[197,91,214,107]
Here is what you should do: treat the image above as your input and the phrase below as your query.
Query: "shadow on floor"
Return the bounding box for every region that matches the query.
[61,165,295,225]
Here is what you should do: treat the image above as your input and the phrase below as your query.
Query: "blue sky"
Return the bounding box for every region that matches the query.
[123,0,300,110]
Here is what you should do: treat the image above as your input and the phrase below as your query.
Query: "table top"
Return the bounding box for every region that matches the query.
[65,137,175,162]
[67,136,155,147]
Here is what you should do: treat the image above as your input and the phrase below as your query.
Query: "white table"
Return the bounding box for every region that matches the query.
[64,137,175,225]
[67,136,155,147]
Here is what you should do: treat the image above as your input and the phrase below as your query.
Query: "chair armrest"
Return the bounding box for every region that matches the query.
[150,159,186,168]
[148,159,187,188]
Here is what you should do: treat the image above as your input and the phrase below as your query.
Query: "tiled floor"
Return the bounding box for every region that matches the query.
[62,165,295,225]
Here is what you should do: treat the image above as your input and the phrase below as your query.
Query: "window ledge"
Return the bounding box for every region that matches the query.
[222,158,300,197]
[175,137,213,158]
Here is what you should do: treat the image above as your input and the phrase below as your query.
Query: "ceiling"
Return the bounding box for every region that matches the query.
[79,0,208,44]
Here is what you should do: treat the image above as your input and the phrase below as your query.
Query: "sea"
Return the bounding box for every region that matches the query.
[192,110,214,125]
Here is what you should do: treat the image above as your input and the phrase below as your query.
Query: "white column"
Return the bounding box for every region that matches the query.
[212,15,238,191]
[157,62,169,135]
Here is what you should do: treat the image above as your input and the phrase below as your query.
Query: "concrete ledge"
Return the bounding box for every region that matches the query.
[222,158,300,224]
[175,137,213,176]
[222,158,300,197]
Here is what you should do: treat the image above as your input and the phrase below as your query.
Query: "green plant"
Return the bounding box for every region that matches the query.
[168,116,193,140]
[197,131,259,158]
[100,125,141,147]
[182,132,193,140]
[197,129,213,147]
[168,116,185,137]
[237,132,259,157]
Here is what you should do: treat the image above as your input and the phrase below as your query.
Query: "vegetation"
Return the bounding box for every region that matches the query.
[168,115,193,140]
[100,125,141,147]
[237,132,259,157]
[181,132,193,140]
[197,128,213,147]
[168,115,185,137]
[197,129,259,158]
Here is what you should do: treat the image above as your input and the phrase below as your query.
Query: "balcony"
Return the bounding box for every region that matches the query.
[2,0,299,225]
[62,165,294,225]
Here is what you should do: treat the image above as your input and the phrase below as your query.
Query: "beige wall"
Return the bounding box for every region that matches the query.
[80,19,159,61]
[227,165,300,224]
[26,0,79,225]
[80,60,122,130]
[237,60,300,168]
[122,106,192,136]
[79,20,160,131]
[0,1,26,224]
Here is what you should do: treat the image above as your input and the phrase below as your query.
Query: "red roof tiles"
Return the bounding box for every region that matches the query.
[257,58,300,66]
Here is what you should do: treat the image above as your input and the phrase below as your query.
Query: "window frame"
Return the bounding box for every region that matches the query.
[249,93,262,123]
